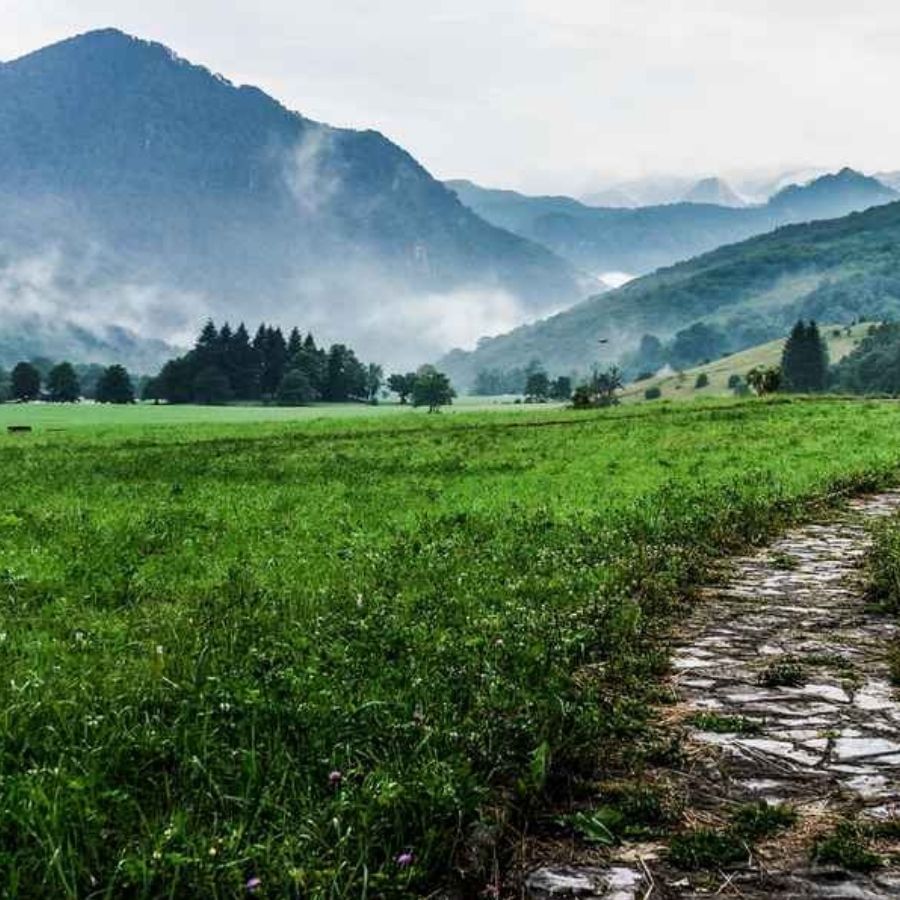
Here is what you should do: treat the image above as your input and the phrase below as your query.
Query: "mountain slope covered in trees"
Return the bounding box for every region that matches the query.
[447,169,897,276]
[0,29,587,370]
[440,201,900,387]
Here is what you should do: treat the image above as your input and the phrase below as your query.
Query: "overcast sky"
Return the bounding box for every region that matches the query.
[2,0,899,193]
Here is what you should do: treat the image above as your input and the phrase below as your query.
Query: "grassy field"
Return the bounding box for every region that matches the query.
[2,397,900,897]
[621,322,873,403]
[0,395,543,434]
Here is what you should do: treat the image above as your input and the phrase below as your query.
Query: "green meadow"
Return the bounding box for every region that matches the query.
[2,397,900,897]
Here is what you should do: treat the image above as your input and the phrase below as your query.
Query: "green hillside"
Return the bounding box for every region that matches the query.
[441,201,900,388]
[622,322,872,404]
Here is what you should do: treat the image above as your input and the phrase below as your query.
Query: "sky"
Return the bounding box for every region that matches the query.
[2,0,900,194]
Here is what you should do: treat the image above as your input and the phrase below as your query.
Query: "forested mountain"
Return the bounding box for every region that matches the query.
[440,200,900,388]
[0,29,586,370]
[447,169,897,276]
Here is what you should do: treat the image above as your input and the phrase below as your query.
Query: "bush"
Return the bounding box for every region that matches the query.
[694,373,710,389]
[727,374,742,389]
[644,386,662,400]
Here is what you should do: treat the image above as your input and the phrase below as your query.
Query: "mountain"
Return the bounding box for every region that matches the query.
[447,169,897,277]
[874,171,900,192]
[682,177,746,207]
[439,200,900,387]
[0,30,587,371]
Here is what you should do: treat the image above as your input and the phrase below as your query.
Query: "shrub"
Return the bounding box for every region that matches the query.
[694,373,710,389]
[644,386,662,400]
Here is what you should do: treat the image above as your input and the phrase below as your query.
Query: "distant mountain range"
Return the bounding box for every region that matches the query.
[447,169,898,277]
[440,199,900,387]
[0,29,587,370]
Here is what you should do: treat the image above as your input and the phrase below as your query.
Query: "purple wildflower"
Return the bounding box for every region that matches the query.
[246,876,262,893]
[395,850,414,868]
[328,769,343,786]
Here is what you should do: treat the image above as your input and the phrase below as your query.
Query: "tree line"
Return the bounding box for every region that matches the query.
[143,321,384,406]
[0,360,135,404]
[143,321,458,410]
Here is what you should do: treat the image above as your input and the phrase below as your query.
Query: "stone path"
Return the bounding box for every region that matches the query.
[528,491,900,898]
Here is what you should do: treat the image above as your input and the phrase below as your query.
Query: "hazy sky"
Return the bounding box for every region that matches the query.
[2,0,899,193]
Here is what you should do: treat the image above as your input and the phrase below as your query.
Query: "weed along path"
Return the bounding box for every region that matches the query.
[526,491,900,899]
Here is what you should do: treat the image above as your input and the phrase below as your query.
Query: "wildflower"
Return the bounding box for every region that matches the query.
[328,769,343,786]
[246,876,262,892]
[395,851,414,868]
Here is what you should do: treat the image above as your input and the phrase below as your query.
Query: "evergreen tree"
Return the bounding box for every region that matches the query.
[0,367,11,402]
[286,327,303,364]
[11,362,41,401]
[229,323,261,400]
[47,362,81,402]
[96,365,135,404]
[781,320,829,392]
[193,366,232,405]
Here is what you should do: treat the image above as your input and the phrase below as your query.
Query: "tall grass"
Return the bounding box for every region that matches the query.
[0,399,898,896]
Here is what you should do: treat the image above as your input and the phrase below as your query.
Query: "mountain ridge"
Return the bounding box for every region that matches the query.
[0,29,587,369]
[439,199,900,386]
[447,169,897,276]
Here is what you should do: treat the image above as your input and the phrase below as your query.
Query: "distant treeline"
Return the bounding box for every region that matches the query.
[471,361,573,400]
[144,321,383,406]
[0,359,136,403]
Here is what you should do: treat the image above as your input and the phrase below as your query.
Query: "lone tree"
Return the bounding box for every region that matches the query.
[11,362,41,402]
[387,372,417,404]
[364,363,384,404]
[781,320,829,393]
[276,369,318,406]
[525,370,550,402]
[746,365,781,396]
[571,367,624,409]
[96,365,135,404]
[411,366,455,413]
[47,362,81,403]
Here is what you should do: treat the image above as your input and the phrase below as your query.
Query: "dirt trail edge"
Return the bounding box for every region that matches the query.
[527,491,900,899]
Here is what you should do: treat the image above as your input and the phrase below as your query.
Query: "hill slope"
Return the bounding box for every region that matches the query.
[447,169,897,276]
[440,201,900,386]
[0,30,586,369]
[620,323,872,404]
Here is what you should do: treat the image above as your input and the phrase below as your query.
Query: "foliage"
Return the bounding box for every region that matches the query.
[746,366,781,396]
[387,372,417,404]
[757,656,806,687]
[147,321,376,406]
[0,400,899,894]
[96,365,136,404]
[831,322,900,395]
[686,712,761,735]
[411,365,456,412]
[525,370,551,402]
[46,361,81,403]
[668,828,747,870]
[694,373,709,389]
[812,821,883,871]
[644,386,662,401]
[276,369,318,407]
[781,320,829,393]
[10,361,41,401]
[0,367,10,402]
[572,367,623,409]
[730,801,796,839]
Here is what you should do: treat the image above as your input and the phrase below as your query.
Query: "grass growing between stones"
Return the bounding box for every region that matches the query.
[686,712,763,735]
[2,399,900,896]
[758,656,807,687]
[812,821,884,872]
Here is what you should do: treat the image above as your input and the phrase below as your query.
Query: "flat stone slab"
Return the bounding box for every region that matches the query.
[525,866,644,899]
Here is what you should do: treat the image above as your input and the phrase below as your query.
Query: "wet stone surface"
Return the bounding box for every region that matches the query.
[526,492,900,898]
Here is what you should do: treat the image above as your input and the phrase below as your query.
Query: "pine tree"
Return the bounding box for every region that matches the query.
[782,320,829,392]
[47,362,81,402]
[96,365,135,404]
